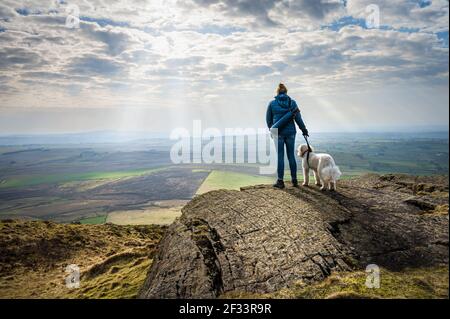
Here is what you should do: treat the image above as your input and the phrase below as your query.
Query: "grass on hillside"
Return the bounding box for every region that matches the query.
[0,167,167,189]
[196,170,274,194]
[222,266,449,299]
[67,256,151,299]
[0,220,165,299]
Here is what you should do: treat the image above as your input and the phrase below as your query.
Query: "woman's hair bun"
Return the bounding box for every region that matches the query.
[277,83,287,94]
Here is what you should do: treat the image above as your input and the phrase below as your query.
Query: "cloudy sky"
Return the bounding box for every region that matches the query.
[0,0,448,134]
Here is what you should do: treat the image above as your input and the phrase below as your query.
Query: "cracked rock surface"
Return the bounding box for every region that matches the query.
[139,174,449,299]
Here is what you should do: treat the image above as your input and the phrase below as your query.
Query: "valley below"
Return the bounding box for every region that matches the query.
[0,132,448,299]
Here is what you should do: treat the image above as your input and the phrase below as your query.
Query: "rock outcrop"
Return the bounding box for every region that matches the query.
[139,174,449,299]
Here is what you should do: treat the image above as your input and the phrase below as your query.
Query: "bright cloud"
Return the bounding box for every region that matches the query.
[0,0,448,133]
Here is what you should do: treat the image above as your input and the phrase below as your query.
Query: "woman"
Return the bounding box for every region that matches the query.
[266,83,309,189]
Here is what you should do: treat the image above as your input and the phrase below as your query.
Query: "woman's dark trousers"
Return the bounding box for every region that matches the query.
[275,134,297,181]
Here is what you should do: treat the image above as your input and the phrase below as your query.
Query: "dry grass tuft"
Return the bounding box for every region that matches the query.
[0,220,165,299]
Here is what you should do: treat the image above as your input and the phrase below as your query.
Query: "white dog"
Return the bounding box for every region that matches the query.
[297,144,342,191]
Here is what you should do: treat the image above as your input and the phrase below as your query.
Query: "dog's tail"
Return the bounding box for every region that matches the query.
[321,165,342,182]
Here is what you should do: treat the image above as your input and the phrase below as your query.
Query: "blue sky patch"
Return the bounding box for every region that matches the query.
[418,0,432,8]
[80,16,130,28]
[322,16,367,31]
[14,8,50,17]
[396,26,421,33]
[15,8,30,16]
[324,15,425,35]
[196,24,246,36]
[436,31,449,47]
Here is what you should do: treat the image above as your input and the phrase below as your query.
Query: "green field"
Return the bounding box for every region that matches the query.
[196,170,359,195]
[0,167,167,189]
[191,169,211,173]
[196,170,274,194]
[0,134,447,225]
[315,137,448,176]
[79,215,107,224]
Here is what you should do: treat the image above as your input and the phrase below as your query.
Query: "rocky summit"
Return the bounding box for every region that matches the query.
[139,174,449,299]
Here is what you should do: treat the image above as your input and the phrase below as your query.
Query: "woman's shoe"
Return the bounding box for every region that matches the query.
[273,179,285,189]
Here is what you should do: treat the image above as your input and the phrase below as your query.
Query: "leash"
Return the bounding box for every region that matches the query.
[303,134,312,168]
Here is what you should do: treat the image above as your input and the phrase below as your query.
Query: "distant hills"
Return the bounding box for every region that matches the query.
[0,130,448,146]
[0,131,169,145]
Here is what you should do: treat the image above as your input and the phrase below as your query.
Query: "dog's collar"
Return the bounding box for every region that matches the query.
[301,149,310,158]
